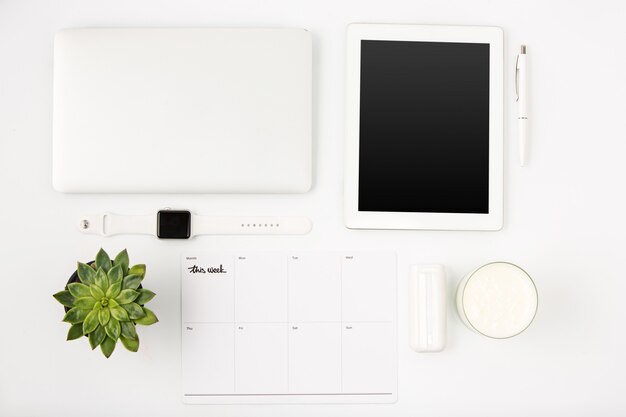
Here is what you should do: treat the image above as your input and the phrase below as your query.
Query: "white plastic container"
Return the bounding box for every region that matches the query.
[456,262,538,339]
[409,264,447,352]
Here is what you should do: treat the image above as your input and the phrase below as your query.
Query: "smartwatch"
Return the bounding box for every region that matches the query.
[79,210,312,239]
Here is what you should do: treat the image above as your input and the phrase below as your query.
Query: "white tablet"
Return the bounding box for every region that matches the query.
[344,24,503,231]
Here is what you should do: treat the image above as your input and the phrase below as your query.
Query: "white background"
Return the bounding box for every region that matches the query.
[1,0,625,416]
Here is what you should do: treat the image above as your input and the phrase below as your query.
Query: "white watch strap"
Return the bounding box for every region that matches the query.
[79,213,312,237]
[79,213,156,236]
[192,215,312,236]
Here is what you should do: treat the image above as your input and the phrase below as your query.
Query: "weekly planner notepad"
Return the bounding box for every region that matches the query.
[181,252,397,404]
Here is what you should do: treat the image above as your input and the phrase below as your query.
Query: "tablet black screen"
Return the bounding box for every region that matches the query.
[358,40,490,214]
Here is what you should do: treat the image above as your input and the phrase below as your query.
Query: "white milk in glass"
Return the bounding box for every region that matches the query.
[456,262,537,339]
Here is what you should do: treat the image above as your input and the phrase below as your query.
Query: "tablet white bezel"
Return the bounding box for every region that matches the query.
[344,23,504,231]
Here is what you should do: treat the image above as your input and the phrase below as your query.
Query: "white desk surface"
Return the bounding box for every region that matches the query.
[1,0,625,416]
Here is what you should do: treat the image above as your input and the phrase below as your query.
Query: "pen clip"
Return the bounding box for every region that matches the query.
[515,54,520,102]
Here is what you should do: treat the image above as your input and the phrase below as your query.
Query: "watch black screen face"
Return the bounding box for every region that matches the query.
[157,210,191,239]
[358,40,490,214]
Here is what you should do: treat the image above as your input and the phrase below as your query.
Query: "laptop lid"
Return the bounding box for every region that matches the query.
[53,28,312,193]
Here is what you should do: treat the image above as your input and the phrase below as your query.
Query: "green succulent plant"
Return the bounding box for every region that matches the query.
[53,249,158,358]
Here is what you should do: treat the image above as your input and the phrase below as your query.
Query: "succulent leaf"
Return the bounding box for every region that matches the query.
[63,307,89,324]
[68,282,91,299]
[98,307,110,327]
[128,264,146,279]
[122,303,146,320]
[83,310,100,334]
[135,289,156,305]
[74,297,97,310]
[106,281,122,299]
[121,274,142,290]
[89,284,105,300]
[77,262,96,285]
[135,308,159,326]
[53,290,75,307]
[120,335,139,352]
[89,325,106,349]
[107,264,123,285]
[67,323,84,341]
[110,305,130,322]
[100,337,116,358]
[113,249,129,275]
[95,268,109,292]
[115,289,139,305]
[95,249,112,272]
[108,298,119,308]
[92,302,102,311]
[105,317,121,341]
[120,321,138,340]
[63,308,90,324]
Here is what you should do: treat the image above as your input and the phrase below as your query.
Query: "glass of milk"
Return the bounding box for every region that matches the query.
[456,262,538,339]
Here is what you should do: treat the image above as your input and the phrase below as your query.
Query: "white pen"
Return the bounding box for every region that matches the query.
[516,45,528,166]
